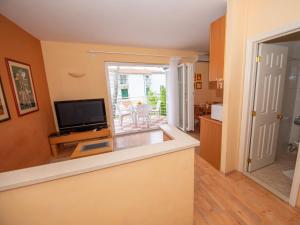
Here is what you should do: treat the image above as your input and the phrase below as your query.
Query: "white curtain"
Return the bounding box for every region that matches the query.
[167,57,181,126]
[186,63,195,131]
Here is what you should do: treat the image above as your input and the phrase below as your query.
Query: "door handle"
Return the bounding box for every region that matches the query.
[277,113,283,120]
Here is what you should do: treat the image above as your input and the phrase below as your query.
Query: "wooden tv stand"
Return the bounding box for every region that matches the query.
[48,128,112,157]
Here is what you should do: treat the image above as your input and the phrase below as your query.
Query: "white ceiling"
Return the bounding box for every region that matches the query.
[0,0,226,51]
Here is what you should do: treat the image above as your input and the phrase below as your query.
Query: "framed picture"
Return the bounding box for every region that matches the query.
[6,59,38,116]
[196,73,202,81]
[0,77,10,122]
[195,82,202,89]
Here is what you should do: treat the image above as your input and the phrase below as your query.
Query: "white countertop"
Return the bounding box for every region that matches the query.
[0,124,199,192]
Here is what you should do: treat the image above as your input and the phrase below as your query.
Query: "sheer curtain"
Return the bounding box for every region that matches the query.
[167,57,194,131]
[186,63,195,131]
[167,57,181,126]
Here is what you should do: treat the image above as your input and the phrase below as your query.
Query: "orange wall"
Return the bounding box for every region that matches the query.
[0,14,55,172]
[41,41,200,130]
[194,62,223,105]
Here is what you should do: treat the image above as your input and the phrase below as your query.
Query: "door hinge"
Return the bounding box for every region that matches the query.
[247,158,252,164]
[256,56,262,63]
[277,113,283,120]
[251,111,256,117]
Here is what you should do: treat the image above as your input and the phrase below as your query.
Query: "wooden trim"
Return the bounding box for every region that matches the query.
[50,144,58,157]
[224,170,236,176]
[0,77,11,123]
[49,129,111,145]
[163,132,172,141]
[71,138,113,159]
[5,58,39,116]
[199,115,222,125]
[48,128,112,157]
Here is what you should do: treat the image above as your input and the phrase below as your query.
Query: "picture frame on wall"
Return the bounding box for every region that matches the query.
[0,77,10,122]
[5,59,39,116]
[196,73,202,81]
[195,82,202,89]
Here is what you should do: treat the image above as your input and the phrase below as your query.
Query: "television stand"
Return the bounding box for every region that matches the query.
[48,128,112,157]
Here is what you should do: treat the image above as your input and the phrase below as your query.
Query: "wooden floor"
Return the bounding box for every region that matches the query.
[194,150,300,225]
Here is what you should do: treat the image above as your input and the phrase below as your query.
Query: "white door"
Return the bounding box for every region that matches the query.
[248,43,288,172]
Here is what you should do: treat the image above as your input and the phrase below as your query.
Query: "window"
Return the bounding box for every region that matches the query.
[107,63,168,134]
[120,75,127,85]
[121,89,128,99]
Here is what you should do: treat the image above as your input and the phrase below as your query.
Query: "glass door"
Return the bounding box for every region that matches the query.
[178,64,186,131]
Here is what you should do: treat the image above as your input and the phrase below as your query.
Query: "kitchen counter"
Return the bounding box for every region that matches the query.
[0,124,199,191]
[199,115,222,125]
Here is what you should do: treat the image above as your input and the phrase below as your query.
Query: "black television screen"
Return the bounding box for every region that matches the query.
[54,99,107,133]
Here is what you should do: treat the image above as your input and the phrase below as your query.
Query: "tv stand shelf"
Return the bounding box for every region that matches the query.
[49,128,112,157]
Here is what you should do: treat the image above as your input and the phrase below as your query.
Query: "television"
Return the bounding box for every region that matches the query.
[54,99,107,133]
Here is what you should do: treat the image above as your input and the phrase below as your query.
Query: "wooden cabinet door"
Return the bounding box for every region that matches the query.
[209,16,226,82]
[199,117,222,170]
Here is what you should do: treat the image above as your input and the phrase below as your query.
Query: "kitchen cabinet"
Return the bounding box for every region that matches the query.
[209,16,226,82]
[199,115,222,170]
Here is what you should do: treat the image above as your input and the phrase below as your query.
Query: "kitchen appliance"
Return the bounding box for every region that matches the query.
[211,103,223,122]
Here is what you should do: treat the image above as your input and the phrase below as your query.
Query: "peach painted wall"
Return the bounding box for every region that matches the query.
[41,41,200,130]
[0,15,55,172]
[194,62,223,105]
[222,0,300,206]
[0,149,194,225]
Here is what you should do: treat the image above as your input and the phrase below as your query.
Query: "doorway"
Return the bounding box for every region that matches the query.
[106,63,168,135]
[240,28,300,206]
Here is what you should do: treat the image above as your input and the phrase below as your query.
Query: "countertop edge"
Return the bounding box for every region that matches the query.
[0,125,199,192]
[199,115,222,125]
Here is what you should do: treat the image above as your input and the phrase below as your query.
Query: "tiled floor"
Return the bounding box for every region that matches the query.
[114,115,167,134]
[251,151,298,197]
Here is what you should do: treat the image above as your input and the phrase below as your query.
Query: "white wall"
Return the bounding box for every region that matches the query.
[151,74,166,94]
[290,68,300,145]
[277,42,300,155]
[289,43,300,145]
[128,75,144,99]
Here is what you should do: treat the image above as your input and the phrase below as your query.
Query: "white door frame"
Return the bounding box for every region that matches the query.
[239,22,300,207]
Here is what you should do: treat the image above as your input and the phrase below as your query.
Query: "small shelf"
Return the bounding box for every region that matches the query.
[48,128,112,157]
[71,138,113,159]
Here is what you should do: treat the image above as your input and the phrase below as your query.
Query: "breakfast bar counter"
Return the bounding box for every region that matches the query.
[0,124,199,225]
[0,124,199,191]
